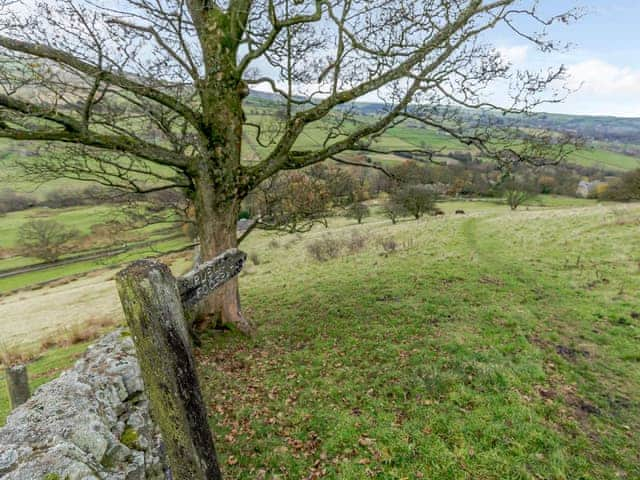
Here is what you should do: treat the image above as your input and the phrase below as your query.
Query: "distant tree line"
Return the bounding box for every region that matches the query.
[4,160,637,224]
[603,170,640,201]
[0,185,181,214]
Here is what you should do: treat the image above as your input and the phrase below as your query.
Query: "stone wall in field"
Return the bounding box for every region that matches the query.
[0,330,169,480]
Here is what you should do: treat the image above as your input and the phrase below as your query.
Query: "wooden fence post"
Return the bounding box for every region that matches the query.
[116,259,222,480]
[6,364,30,410]
[116,249,246,480]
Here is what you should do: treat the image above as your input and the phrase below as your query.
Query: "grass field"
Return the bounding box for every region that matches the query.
[0,205,116,250]
[243,109,640,172]
[0,204,191,293]
[242,106,640,171]
[200,199,640,479]
[0,235,189,293]
[1,197,638,478]
[2,108,639,199]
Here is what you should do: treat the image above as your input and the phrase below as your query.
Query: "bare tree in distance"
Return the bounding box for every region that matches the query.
[0,0,582,333]
[18,219,78,262]
[346,202,370,224]
[392,184,439,220]
[382,200,406,225]
[502,176,535,210]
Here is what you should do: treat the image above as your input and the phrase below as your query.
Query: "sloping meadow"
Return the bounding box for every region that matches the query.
[199,201,640,479]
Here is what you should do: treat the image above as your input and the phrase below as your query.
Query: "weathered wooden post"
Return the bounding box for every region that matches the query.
[6,364,30,410]
[116,248,246,480]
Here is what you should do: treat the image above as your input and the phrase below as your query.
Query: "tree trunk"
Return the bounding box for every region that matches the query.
[192,177,254,336]
[190,58,252,334]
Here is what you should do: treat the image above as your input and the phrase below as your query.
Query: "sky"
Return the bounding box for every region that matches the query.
[490,0,640,117]
[4,0,639,118]
[248,0,640,118]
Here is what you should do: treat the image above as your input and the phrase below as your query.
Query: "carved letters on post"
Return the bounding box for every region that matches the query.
[177,248,246,310]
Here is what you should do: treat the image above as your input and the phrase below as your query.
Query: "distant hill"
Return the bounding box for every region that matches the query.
[247,90,640,145]
[504,112,640,145]
[246,90,640,171]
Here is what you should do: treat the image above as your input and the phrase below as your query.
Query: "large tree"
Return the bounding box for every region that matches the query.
[0,0,579,333]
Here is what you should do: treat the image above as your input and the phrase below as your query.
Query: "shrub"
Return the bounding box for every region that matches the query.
[382,200,406,224]
[306,235,343,262]
[537,175,557,194]
[378,236,398,254]
[345,231,368,254]
[0,189,36,214]
[249,252,260,265]
[604,169,640,201]
[448,151,473,163]
[505,189,532,210]
[594,182,609,199]
[43,190,81,209]
[501,178,535,210]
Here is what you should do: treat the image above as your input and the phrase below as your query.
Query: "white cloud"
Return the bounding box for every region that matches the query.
[496,45,530,65]
[567,59,640,96]
[543,59,640,117]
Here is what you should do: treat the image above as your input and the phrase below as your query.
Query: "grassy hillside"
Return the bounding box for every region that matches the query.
[0,205,191,292]
[197,200,640,479]
[3,198,638,477]
[379,124,640,171]
[202,200,640,479]
[2,99,639,198]
[244,104,640,172]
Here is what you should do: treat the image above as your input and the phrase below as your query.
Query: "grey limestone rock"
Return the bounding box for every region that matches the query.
[0,330,168,480]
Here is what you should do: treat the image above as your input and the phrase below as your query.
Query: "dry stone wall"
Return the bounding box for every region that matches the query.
[0,330,169,480]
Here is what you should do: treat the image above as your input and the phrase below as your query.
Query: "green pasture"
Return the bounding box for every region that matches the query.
[1,198,639,477]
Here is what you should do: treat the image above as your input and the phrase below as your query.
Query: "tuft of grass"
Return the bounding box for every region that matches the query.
[306,235,343,262]
[249,252,260,266]
[40,316,119,350]
[0,340,40,367]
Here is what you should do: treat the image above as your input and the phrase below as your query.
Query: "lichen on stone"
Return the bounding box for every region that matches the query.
[120,426,140,450]
[42,474,61,480]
